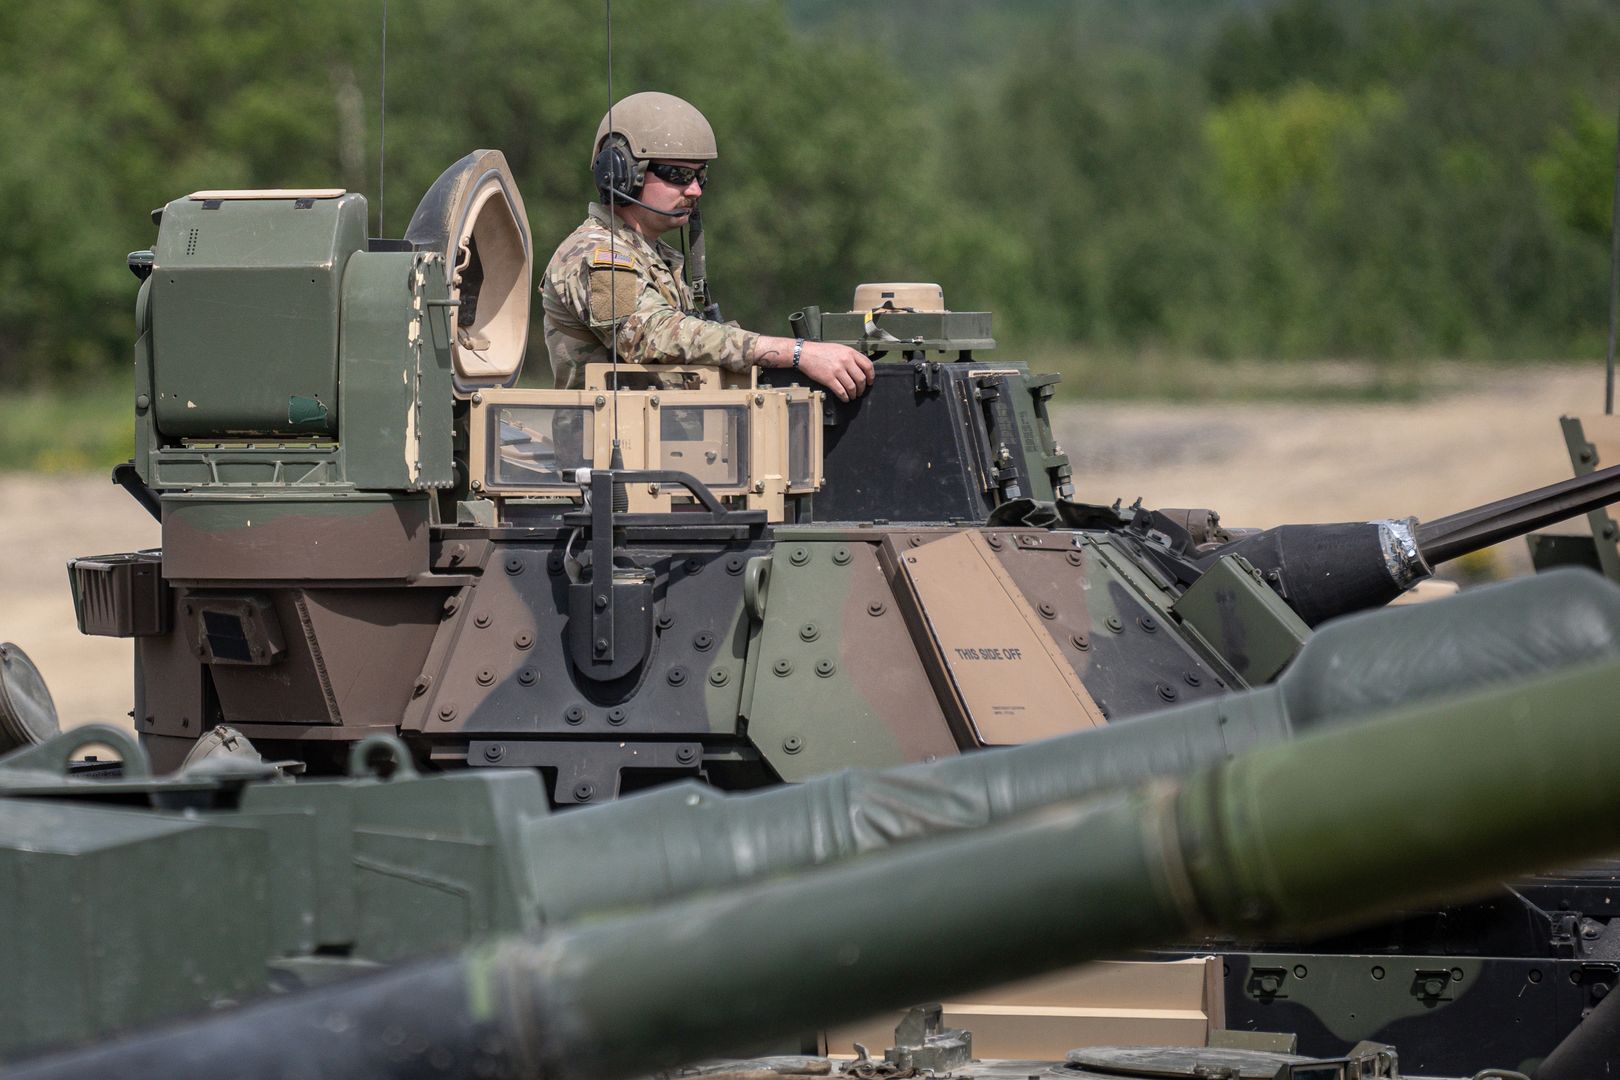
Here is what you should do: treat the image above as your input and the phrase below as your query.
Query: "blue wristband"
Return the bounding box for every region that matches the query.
[792,337,804,369]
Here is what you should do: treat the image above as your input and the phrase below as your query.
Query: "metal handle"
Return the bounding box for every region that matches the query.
[743,555,772,621]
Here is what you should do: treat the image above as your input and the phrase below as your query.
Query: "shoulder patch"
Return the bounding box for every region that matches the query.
[589,247,637,271]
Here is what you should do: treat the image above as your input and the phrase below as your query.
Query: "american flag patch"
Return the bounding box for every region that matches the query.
[590,247,636,270]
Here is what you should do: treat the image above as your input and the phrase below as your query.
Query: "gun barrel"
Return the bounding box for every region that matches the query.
[12,650,1620,1080]
[1417,460,1620,565]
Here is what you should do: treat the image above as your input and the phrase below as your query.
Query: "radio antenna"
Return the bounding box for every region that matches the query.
[605,0,624,482]
[1607,83,1619,415]
[377,0,388,237]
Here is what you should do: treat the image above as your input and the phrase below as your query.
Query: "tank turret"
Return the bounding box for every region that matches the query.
[43,152,1620,1074]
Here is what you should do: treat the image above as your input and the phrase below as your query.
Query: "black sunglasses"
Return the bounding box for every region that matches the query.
[646,162,709,189]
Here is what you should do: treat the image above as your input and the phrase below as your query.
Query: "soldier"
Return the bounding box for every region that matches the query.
[540,92,874,401]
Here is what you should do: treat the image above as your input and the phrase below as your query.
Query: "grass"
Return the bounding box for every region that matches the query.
[0,379,134,473]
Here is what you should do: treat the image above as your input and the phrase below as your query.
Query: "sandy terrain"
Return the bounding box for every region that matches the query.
[4,363,1608,733]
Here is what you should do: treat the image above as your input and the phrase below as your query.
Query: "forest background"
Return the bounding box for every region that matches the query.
[2,0,1619,466]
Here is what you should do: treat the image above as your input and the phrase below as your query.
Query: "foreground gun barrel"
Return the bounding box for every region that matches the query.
[13,648,1620,1080]
[526,569,1620,922]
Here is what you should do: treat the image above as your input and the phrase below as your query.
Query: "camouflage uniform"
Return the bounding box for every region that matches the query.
[540,203,759,389]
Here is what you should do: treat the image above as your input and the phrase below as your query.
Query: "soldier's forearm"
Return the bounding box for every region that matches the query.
[749,335,798,368]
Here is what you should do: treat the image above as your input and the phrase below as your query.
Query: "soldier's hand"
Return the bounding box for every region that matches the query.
[797,341,875,402]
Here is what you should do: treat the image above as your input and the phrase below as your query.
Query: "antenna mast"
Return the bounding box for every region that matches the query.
[377,0,388,237]
[605,0,624,478]
[1607,83,1619,415]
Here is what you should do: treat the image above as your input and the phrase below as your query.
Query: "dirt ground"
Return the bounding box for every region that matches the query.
[5,363,1608,733]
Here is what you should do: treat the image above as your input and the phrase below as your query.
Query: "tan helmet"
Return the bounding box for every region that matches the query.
[593,92,717,162]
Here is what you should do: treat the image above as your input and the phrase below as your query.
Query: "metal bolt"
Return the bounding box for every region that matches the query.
[573,782,595,802]
[412,674,433,697]
[773,659,793,677]
[474,613,491,628]
[709,669,730,687]
[1293,965,1308,979]
[657,613,674,631]
[564,705,584,725]
[752,480,765,493]
[470,479,484,492]
[1257,975,1281,995]
[783,735,803,754]
[471,391,483,405]
[438,705,457,722]
[667,667,687,686]
[1370,966,1385,981]
[595,638,609,654]
[594,594,608,611]
[476,669,495,686]
[799,623,820,642]
[725,556,745,575]
[676,745,696,764]
[505,556,524,575]
[1451,967,1465,982]
[483,744,504,762]
[832,547,852,565]
[515,632,533,649]
[1529,970,1543,984]
[907,535,924,548]
[650,395,660,407]
[547,554,565,575]
[1184,672,1202,687]
[789,547,809,566]
[1070,633,1090,651]
[447,543,468,565]
[594,395,606,407]
[1038,602,1056,620]
[986,534,1003,549]
[693,632,714,651]
[442,596,461,616]
[1155,683,1178,703]
[815,659,836,678]
[1594,983,1611,1001]
[1105,616,1124,633]
[1422,978,1444,997]
[685,558,702,574]
[607,707,626,725]
[753,393,764,406]
[1066,550,1084,566]
[867,601,886,617]
[1138,615,1159,633]
[518,668,536,686]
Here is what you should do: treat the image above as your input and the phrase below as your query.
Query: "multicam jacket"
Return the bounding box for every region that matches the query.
[539,203,759,389]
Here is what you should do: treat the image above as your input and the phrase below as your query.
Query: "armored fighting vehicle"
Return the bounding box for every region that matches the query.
[16,149,1620,1074]
[5,588,1620,1078]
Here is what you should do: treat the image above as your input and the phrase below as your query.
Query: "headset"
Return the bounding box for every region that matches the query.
[592,135,689,218]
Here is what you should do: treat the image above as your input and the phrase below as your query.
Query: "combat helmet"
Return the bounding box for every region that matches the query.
[593,91,718,162]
